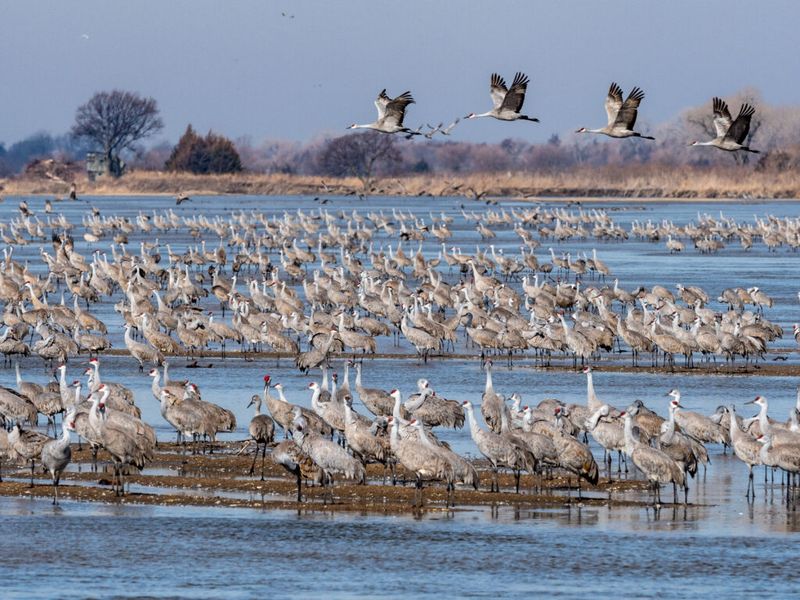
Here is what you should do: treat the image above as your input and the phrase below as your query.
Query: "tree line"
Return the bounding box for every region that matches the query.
[3,87,800,181]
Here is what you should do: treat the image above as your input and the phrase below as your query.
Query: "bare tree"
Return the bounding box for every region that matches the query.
[317,132,401,196]
[72,90,163,176]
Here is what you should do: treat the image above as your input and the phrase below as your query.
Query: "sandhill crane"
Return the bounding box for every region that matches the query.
[758,434,800,494]
[389,416,454,507]
[296,329,337,374]
[584,404,625,473]
[462,400,534,493]
[745,395,800,446]
[724,405,761,499]
[465,72,539,123]
[40,407,76,504]
[621,404,685,505]
[291,409,365,503]
[551,406,600,496]
[403,383,464,429]
[271,439,326,502]
[15,363,43,404]
[8,422,51,486]
[124,323,164,371]
[691,97,760,153]
[348,89,420,136]
[658,400,701,501]
[343,396,391,481]
[354,362,397,418]
[88,390,155,495]
[157,388,207,452]
[481,360,506,434]
[247,394,275,479]
[0,386,38,428]
[400,314,439,362]
[413,418,478,491]
[576,82,655,140]
[184,383,236,449]
[667,389,726,445]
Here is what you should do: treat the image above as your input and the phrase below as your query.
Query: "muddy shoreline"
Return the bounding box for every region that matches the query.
[0,442,662,514]
[48,348,800,377]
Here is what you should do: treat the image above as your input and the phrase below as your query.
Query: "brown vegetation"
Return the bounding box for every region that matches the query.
[4,163,800,200]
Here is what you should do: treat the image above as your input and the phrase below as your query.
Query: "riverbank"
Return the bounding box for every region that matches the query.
[0,442,652,513]
[1,167,797,200]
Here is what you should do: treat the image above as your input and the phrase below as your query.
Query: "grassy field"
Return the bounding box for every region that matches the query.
[2,166,798,200]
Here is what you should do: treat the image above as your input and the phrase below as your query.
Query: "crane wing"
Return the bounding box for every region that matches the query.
[711,97,733,138]
[374,89,391,121]
[383,91,415,128]
[726,103,755,144]
[613,86,645,130]
[604,82,624,127]
[489,73,508,109]
[500,72,529,113]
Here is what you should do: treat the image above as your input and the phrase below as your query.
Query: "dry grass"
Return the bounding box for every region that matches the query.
[1,165,798,200]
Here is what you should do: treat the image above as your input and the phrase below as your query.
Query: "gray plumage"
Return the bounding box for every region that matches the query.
[292,410,365,484]
[0,385,38,427]
[271,439,326,502]
[247,394,275,480]
[41,408,75,504]
[8,422,51,486]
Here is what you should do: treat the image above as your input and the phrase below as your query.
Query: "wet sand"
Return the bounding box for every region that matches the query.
[87,348,800,377]
[0,442,655,514]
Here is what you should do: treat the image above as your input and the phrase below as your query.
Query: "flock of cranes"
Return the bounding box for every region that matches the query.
[0,178,793,510]
[3,357,799,510]
[349,73,760,153]
[0,200,791,377]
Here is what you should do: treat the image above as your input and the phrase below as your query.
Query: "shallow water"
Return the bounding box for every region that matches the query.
[3,195,800,597]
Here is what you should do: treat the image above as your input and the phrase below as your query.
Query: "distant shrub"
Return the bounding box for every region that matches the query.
[165,125,242,174]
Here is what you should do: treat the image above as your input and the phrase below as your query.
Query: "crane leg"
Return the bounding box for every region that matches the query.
[261,443,267,481]
[296,470,302,503]
[248,443,259,476]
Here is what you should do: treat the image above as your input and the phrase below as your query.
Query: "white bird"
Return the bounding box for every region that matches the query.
[576,82,655,140]
[466,72,539,123]
[691,97,759,153]
[348,89,420,135]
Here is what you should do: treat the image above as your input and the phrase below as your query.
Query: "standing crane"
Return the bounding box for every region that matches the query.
[291,409,365,503]
[246,394,275,480]
[691,97,760,153]
[465,72,539,123]
[621,403,685,505]
[576,82,655,140]
[41,407,76,504]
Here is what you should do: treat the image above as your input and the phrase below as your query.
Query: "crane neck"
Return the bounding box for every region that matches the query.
[586,371,599,409]
[464,405,482,439]
[586,407,604,432]
[757,401,771,434]
[622,414,639,455]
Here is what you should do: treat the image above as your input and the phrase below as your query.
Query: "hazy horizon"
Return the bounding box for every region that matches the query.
[3,1,799,147]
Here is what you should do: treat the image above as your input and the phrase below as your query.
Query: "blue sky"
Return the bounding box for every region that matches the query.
[2,1,798,145]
